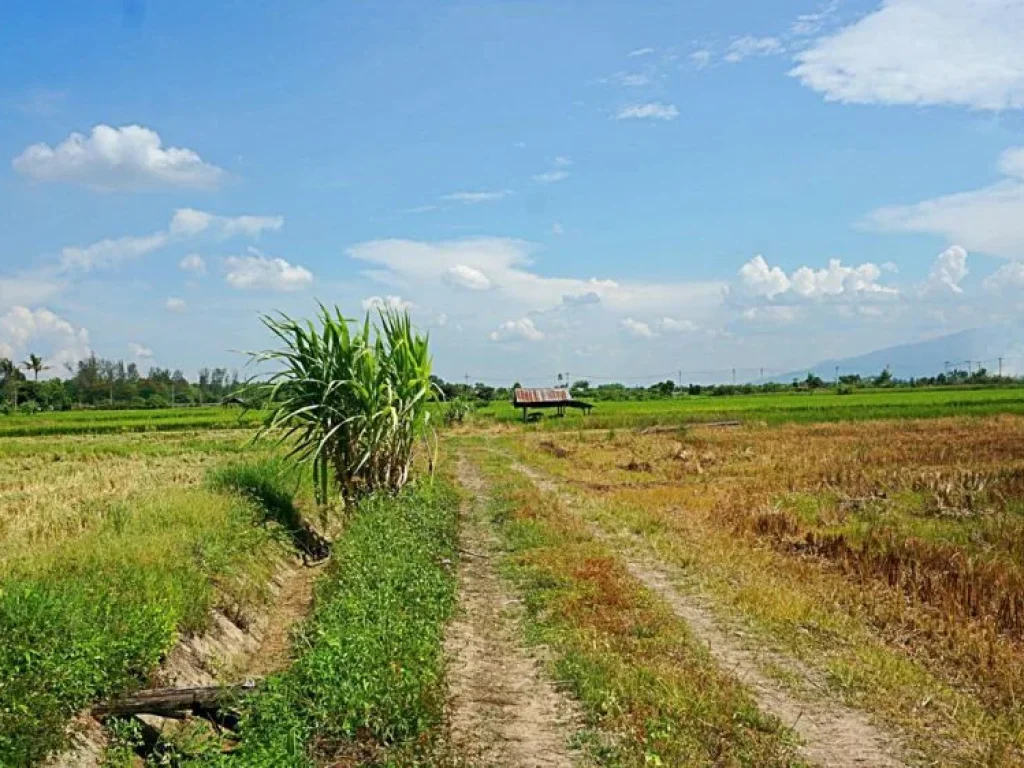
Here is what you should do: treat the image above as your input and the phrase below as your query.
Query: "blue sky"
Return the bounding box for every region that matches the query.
[3,0,1024,383]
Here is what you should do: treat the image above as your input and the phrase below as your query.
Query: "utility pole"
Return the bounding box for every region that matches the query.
[835,365,840,386]
[759,367,764,386]
[170,380,175,408]
[943,360,949,376]
[731,367,736,385]
[999,357,1004,377]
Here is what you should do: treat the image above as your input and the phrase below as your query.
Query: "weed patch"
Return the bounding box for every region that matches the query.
[0,489,279,765]
[195,480,459,765]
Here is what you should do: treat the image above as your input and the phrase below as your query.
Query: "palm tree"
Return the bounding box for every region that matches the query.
[22,353,49,381]
[0,358,18,408]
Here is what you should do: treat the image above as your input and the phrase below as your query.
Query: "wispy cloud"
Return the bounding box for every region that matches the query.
[628,47,655,57]
[441,190,512,204]
[613,72,651,87]
[724,36,783,63]
[533,170,570,184]
[690,49,712,70]
[616,102,679,121]
[790,1,838,37]
[14,88,66,117]
[60,208,283,272]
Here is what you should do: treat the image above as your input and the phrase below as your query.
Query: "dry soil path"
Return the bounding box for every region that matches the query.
[446,455,585,768]
[507,456,909,768]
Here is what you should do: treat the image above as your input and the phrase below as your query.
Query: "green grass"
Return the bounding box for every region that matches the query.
[192,479,459,766]
[0,406,262,437]
[0,484,286,765]
[476,386,1024,429]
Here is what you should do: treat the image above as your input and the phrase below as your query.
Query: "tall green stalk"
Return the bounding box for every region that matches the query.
[246,304,437,506]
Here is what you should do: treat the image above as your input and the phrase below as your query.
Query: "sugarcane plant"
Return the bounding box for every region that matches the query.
[245,303,438,507]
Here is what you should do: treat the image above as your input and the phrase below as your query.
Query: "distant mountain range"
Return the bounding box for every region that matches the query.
[778,325,1024,382]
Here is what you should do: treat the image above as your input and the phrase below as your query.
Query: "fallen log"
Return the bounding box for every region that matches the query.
[93,682,258,718]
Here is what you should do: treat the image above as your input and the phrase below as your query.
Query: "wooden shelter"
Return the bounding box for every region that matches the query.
[512,387,593,421]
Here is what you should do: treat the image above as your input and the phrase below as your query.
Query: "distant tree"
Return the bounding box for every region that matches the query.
[651,379,675,397]
[804,372,825,389]
[0,358,21,407]
[473,382,495,402]
[570,379,590,392]
[22,353,49,381]
[874,368,893,387]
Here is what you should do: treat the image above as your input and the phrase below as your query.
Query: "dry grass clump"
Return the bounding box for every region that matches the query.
[503,416,1024,759]
[0,430,248,567]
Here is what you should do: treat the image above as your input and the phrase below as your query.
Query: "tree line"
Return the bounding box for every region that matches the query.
[3,356,1018,414]
[0,353,243,413]
[432,365,1020,407]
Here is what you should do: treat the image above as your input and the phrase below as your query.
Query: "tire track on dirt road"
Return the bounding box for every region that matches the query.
[507,456,909,768]
[446,456,586,768]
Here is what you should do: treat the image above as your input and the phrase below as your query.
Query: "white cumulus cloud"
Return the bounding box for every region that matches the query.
[621,317,656,338]
[13,124,225,190]
[224,249,313,292]
[739,255,790,298]
[737,254,896,300]
[922,245,968,294]
[0,306,90,370]
[489,317,544,342]
[791,0,1024,110]
[790,260,896,298]
[361,295,413,312]
[444,264,492,291]
[983,261,1024,293]
[165,297,187,313]
[128,342,153,359]
[179,253,206,275]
